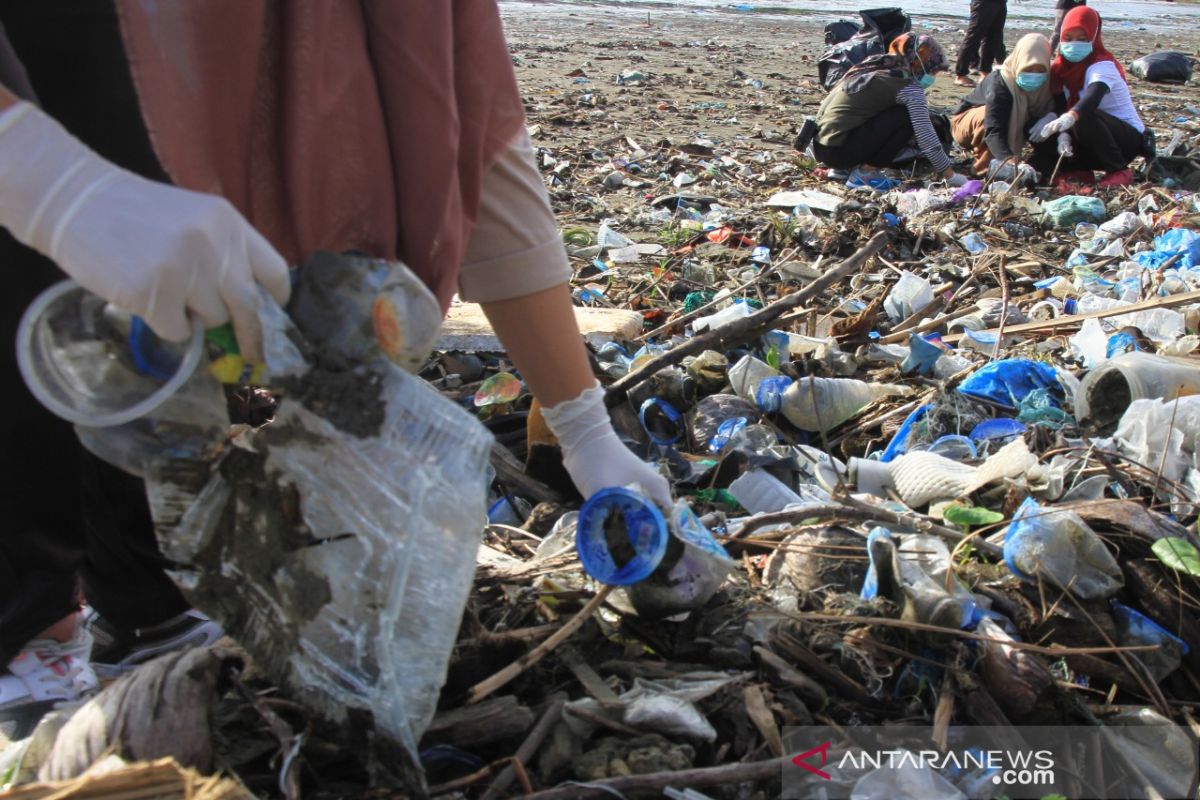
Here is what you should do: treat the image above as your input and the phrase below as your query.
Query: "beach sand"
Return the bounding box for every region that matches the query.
[501,5,1199,211]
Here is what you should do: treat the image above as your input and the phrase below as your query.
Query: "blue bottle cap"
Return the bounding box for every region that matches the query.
[577,487,668,585]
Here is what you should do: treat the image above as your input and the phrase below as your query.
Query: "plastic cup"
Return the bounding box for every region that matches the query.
[16,280,204,428]
[576,487,668,585]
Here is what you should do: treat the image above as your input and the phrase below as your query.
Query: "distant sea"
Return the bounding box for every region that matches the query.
[499,0,1200,29]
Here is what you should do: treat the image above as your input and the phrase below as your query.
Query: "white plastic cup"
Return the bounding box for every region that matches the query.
[16,280,204,428]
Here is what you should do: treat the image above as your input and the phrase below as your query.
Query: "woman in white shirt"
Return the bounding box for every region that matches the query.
[1030,6,1152,188]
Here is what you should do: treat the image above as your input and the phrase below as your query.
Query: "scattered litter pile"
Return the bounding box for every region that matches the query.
[5,10,1200,800]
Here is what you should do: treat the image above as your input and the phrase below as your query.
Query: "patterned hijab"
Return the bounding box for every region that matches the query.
[841,33,946,94]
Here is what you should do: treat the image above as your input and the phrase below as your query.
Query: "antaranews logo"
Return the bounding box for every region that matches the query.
[781,724,1200,799]
[790,741,832,780]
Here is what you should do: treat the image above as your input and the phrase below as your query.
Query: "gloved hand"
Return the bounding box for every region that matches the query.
[1015,162,1040,186]
[540,381,673,508]
[1028,112,1057,143]
[1036,111,1078,143]
[945,171,971,188]
[987,159,1017,181]
[1057,132,1074,158]
[0,102,290,362]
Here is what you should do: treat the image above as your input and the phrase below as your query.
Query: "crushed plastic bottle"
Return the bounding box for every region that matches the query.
[1003,497,1124,599]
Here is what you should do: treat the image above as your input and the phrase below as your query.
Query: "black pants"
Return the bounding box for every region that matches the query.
[0,0,188,665]
[957,0,1008,77]
[814,106,916,170]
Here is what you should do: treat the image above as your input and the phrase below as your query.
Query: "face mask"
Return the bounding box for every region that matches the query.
[919,73,936,90]
[1015,72,1048,91]
[1060,41,1093,62]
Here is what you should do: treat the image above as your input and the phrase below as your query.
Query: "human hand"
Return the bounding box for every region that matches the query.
[945,171,971,188]
[540,382,673,508]
[1057,132,1074,158]
[1015,162,1040,185]
[988,159,1016,181]
[1036,111,1077,142]
[0,102,290,362]
[1028,112,1057,143]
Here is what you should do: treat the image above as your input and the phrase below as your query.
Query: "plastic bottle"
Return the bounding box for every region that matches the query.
[1075,351,1200,427]
[576,488,733,619]
[728,469,805,513]
[692,300,755,332]
[780,377,910,432]
[728,354,781,404]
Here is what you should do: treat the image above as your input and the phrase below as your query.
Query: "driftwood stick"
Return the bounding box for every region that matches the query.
[729,499,1004,559]
[522,756,790,800]
[466,585,614,704]
[480,700,565,800]
[605,232,889,404]
[942,289,1200,343]
[635,265,782,342]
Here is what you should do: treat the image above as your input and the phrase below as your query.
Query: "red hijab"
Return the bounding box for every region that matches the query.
[1050,6,1125,106]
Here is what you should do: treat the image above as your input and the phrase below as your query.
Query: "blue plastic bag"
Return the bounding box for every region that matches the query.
[957,359,1064,409]
[1134,229,1200,271]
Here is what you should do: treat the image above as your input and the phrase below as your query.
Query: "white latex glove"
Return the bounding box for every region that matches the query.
[1015,162,1040,185]
[946,171,971,188]
[540,381,673,509]
[1057,132,1074,158]
[0,102,290,362]
[1036,111,1078,142]
[1028,112,1058,143]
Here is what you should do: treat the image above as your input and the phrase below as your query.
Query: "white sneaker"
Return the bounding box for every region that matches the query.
[0,627,99,742]
[84,607,224,679]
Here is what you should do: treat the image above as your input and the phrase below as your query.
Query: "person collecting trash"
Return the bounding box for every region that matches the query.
[813,33,971,190]
[0,0,670,741]
[950,33,1056,184]
[1029,6,1153,189]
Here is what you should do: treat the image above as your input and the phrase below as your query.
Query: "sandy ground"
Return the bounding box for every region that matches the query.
[499,6,1200,210]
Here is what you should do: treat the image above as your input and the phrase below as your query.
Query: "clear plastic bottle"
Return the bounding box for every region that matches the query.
[780,377,911,432]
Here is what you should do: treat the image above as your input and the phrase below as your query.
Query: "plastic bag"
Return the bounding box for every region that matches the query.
[1003,497,1124,599]
[1111,601,1189,681]
[851,759,966,800]
[564,673,745,741]
[143,273,492,780]
[818,8,911,89]
[1040,195,1107,229]
[957,358,1064,409]
[1134,227,1200,271]
[1129,51,1194,83]
[884,271,934,323]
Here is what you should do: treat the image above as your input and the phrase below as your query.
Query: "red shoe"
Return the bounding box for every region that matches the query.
[1053,170,1096,193]
[1097,168,1134,188]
